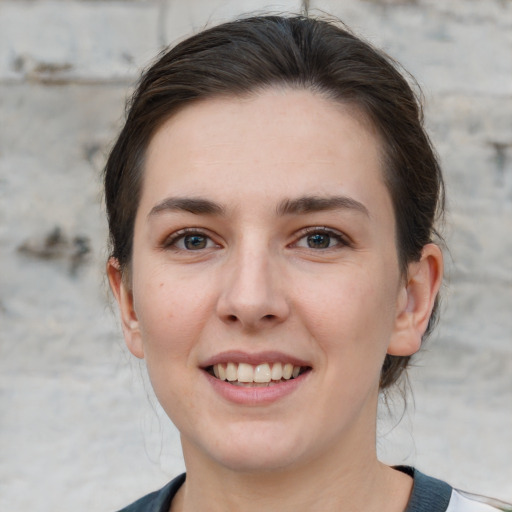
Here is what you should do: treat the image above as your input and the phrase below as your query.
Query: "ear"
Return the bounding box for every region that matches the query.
[107,258,145,359]
[387,243,443,356]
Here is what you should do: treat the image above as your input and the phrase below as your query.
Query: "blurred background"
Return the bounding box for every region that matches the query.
[0,0,511,510]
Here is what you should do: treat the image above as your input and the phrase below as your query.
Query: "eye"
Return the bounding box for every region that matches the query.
[304,232,332,249]
[180,234,211,250]
[163,229,218,251]
[294,228,348,250]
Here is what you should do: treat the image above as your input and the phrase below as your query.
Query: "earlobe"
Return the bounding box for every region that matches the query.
[387,243,443,356]
[106,258,145,359]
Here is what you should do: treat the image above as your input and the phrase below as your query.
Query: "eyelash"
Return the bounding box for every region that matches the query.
[161,226,351,252]
[292,227,352,250]
[161,228,219,251]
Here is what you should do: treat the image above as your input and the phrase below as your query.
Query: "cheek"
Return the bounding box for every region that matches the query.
[294,265,399,354]
[132,269,214,357]
[131,273,208,423]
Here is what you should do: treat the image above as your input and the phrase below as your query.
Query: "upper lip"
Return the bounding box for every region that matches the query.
[201,350,311,368]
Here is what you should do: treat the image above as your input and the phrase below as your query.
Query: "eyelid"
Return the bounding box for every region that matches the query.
[159,226,352,251]
[291,226,353,249]
[160,227,220,250]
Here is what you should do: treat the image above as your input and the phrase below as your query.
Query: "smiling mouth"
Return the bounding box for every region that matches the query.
[206,362,311,387]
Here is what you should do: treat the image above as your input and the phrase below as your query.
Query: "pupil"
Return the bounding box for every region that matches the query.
[184,235,207,250]
[307,233,330,249]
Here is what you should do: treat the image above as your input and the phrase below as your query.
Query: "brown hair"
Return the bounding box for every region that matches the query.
[104,15,444,390]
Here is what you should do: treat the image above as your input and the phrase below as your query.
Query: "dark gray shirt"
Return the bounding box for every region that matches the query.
[116,467,511,512]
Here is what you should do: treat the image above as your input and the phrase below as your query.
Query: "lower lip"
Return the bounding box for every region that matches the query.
[203,371,309,405]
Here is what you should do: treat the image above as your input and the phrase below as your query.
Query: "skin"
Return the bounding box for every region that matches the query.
[108,88,443,512]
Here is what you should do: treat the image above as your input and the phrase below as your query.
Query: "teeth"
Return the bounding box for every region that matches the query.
[254,363,271,383]
[211,362,305,384]
[282,363,293,379]
[226,362,237,381]
[237,363,253,382]
[271,362,283,380]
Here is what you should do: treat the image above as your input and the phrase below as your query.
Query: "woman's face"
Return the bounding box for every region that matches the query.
[112,89,421,473]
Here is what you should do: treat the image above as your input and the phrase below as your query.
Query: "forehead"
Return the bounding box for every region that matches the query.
[141,88,390,218]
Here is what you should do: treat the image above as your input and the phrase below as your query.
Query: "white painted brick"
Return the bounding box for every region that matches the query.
[0,83,126,251]
[441,279,512,352]
[0,1,160,81]
[446,211,512,283]
[427,96,512,215]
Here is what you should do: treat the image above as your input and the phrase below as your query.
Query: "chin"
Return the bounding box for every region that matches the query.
[214,447,303,474]
[199,422,313,474]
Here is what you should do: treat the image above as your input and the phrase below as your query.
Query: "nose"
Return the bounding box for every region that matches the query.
[216,244,290,331]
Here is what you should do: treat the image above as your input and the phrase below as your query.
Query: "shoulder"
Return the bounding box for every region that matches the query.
[447,490,512,512]
[401,467,512,512]
[115,474,186,512]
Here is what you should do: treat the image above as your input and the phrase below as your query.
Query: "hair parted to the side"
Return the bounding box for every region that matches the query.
[104,14,444,390]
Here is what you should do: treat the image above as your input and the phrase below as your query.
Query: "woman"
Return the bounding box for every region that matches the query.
[104,14,510,512]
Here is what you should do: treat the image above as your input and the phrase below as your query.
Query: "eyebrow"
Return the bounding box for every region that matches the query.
[148,194,369,219]
[276,195,369,217]
[148,197,225,217]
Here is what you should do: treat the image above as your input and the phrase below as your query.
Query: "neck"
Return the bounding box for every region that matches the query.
[172,423,412,512]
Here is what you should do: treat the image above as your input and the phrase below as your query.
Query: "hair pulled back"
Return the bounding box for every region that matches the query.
[104,15,444,390]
